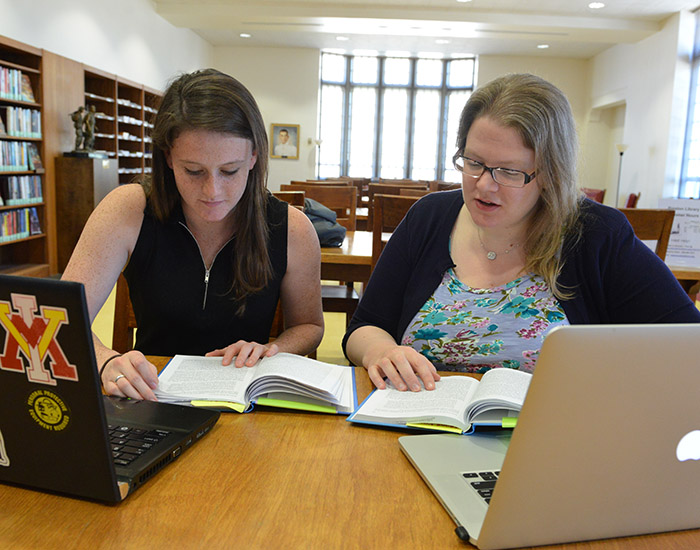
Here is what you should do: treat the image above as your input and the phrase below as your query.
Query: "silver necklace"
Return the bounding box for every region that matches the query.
[476,229,520,261]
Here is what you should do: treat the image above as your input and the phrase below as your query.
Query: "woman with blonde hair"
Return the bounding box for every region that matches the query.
[344,73,699,392]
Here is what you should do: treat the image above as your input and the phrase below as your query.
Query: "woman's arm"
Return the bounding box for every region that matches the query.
[61,184,159,400]
[207,205,324,366]
[273,205,325,352]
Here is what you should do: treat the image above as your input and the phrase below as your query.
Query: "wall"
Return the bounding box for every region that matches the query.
[213,46,321,191]
[0,0,212,91]
[589,12,693,207]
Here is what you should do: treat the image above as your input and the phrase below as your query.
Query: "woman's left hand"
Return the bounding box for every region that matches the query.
[205,340,279,367]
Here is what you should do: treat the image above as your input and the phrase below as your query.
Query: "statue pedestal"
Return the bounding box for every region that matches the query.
[55,156,118,271]
[63,150,109,159]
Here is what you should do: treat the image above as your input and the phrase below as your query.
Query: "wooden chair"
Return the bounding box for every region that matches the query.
[273,190,305,210]
[367,182,427,227]
[281,183,360,327]
[625,192,640,208]
[292,180,350,189]
[372,194,419,270]
[112,273,137,353]
[581,187,606,203]
[280,184,357,230]
[431,181,461,192]
[399,188,431,198]
[619,208,675,260]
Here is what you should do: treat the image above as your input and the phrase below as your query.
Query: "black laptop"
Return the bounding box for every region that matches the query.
[0,274,220,502]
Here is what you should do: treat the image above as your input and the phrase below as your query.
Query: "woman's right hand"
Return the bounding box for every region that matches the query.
[100,350,159,401]
[366,345,441,392]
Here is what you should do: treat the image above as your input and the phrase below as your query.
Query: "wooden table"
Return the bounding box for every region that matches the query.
[2,360,699,549]
[669,265,700,298]
[321,230,373,285]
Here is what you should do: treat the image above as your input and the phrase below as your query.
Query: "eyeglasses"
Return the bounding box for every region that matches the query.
[454,156,536,188]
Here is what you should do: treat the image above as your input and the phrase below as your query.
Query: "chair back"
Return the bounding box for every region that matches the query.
[619,208,675,260]
[273,190,305,210]
[294,179,350,186]
[112,273,137,354]
[372,194,419,269]
[425,180,461,192]
[625,192,640,208]
[399,188,431,198]
[367,182,428,226]
[581,187,606,203]
[281,183,357,230]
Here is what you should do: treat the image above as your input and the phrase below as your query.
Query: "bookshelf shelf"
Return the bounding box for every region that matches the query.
[0,233,45,247]
[83,68,161,185]
[0,35,51,277]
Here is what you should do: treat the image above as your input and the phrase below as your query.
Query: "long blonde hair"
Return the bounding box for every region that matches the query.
[454,73,582,299]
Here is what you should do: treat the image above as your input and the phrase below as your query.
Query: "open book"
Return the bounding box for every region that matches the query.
[347,368,532,433]
[155,353,357,414]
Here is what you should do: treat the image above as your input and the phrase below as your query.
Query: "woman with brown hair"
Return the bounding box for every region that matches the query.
[63,69,323,401]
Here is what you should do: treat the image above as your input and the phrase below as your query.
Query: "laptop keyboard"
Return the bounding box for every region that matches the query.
[462,470,500,504]
[109,424,171,466]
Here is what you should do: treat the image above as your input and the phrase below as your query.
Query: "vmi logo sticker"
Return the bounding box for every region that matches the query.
[0,293,78,385]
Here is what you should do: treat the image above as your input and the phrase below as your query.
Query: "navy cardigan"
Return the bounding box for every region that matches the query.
[343,190,700,356]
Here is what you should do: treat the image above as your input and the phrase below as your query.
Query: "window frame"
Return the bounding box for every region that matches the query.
[318,53,475,180]
[680,13,700,199]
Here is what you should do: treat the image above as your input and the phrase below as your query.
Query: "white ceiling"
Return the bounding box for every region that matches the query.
[154,0,699,59]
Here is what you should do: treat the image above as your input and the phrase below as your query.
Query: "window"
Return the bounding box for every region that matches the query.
[680,14,700,198]
[318,53,475,180]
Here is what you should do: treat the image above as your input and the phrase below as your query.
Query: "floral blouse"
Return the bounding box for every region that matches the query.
[401,269,569,374]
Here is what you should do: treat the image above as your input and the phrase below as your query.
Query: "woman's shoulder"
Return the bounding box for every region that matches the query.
[102,182,147,208]
[408,188,463,218]
[577,198,631,233]
[96,183,146,224]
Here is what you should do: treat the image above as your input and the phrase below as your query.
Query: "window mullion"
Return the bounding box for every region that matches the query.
[405,59,417,180]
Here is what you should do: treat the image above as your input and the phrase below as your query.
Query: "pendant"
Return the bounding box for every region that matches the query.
[486,251,497,260]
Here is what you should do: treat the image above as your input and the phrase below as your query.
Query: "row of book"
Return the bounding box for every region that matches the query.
[0,206,41,242]
[0,66,35,102]
[0,175,43,206]
[0,141,42,171]
[0,106,42,138]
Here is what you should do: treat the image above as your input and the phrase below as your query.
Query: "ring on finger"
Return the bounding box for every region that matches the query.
[114,374,126,384]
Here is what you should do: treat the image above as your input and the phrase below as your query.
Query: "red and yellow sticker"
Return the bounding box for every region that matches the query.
[27,390,70,431]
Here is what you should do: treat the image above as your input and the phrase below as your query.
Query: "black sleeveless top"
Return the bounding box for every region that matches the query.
[123,194,288,356]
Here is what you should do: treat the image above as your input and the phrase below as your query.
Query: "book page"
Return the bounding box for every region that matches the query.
[465,368,532,423]
[351,376,479,430]
[254,367,356,414]
[155,356,255,404]
[246,353,349,404]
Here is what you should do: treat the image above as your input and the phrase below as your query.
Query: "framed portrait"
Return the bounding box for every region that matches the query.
[270,123,300,159]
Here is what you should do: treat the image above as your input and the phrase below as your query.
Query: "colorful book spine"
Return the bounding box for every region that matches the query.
[0,66,35,102]
[0,175,43,205]
[0,141,29,171]
[0,206,40,242]
[2,106,41,138]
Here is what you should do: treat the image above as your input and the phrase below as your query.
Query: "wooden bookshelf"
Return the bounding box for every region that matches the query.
[0,35,51,277]
[84,68,161,185]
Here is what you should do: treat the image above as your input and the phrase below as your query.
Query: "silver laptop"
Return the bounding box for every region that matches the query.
[399,324,700,549]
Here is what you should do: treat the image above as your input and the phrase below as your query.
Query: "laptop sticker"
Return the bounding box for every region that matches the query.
[0,293,78,385]
[27,389,71,432]
[0,429,9,467]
